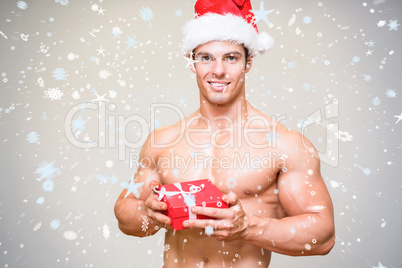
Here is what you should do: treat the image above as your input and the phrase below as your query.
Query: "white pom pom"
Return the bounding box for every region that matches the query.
[257,32,274,54]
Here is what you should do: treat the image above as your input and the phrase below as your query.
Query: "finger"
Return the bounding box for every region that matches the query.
[149,180,161,190]
[183,219,231,230]
[148,211,171,226]
[191,206,235,220]
[146,194,167,211]
[222,192,239,206]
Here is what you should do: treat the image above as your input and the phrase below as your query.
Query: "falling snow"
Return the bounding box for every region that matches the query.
[44,87,64,101]
[1,1,401,267]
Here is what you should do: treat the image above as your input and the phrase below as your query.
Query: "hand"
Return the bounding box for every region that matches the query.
[182,192,249,241]
[144,180,172,228]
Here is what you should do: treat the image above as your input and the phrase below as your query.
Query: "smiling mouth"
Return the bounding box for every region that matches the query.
[208,81,231,91]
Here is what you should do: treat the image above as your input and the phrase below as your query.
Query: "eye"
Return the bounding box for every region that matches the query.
[225,56,238,63]
[200,55,213,63]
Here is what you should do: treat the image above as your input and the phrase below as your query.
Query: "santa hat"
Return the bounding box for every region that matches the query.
[182,0,274,57]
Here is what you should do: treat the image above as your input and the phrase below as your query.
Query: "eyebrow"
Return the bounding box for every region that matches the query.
[195,51,243,57]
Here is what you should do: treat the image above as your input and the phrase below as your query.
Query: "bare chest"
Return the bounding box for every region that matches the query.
[155,134,282,200]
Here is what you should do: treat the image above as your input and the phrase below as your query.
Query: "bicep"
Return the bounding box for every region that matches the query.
[117,165,161,202]
[277,141,333,218]
[116,134,162,202]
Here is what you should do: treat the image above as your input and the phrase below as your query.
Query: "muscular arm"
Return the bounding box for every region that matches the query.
[244,131,335,256]
[114,133,168,237]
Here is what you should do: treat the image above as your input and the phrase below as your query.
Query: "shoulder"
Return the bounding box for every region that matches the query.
[275,123,320,170]
[142,115,188,154]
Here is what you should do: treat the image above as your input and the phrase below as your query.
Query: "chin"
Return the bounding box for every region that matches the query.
[206,96,232,105]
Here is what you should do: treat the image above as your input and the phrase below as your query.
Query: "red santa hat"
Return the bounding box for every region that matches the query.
[182,0,274,57]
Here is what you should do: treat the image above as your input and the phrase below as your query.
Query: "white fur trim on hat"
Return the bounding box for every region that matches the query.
[182,13,274,57]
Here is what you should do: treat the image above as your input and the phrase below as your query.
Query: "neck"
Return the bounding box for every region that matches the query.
[197,97,249,131]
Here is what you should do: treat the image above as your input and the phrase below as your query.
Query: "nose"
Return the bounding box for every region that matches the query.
[212,59,226,78]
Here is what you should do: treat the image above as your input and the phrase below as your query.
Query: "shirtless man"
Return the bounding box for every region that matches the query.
[114,1,335,267]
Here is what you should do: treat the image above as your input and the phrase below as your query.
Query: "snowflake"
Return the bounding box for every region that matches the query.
[112,27,122,38]
[17,1,28,10]
[102,223,110,240]
[387,20,400,31]
[303,16,312,24]
[63,230,78,240]
[395,113,402,124]
[307,169,314,176]
[124,180,145,198]
[105,160,113,168]
[36,196,45,204]
[177,96,187,107]
[91,4,99,11]
[71,115,87,132]
[52,68,68,80]
[175,9,183,17]
[112,27,121,33]
[251,1,275,26]
[373,261,387,268]
[50,219,60,230]
[372,97,381,106]
[216,201,222,207]
[279,154,288,160]
[71,90,81,100]
[67,53,77,61]
[385,89,397,98]
[98,70,111,79]
[44,87,64,101]
[37,77,44,87]
[124,35,139,49]
[33,222,42,231]
[42,179,54,191]
[302,83,311,91]
[0,30,8,39]
[233,205,241,213]
[310,205,325,211]
[287,61,298,68]
[34,161,60,181]
[334,131,353,142]
[109,89,117,99]
[330,180,340,188]
[288,14,296,26]
[26,132,39,143]
[265,130,279,146]
[57,0,69,6]
[141,215,149,232]
[226,177,237,189]
[139,7,154,22]
[20,33,29,41]
[205,226,214,236]
[97,174,118,184]
[377,20,387,27]
[163,244,170,252]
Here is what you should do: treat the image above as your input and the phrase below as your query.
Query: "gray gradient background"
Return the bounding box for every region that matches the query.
[1,0,401,267]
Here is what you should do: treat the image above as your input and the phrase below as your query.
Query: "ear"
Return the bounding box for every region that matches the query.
[190,60,196,73]
[245,56,253,73]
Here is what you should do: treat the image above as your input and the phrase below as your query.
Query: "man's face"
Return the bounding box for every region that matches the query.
[191,41,252,106]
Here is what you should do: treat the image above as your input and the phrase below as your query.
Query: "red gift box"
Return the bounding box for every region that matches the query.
[155,179,228,230]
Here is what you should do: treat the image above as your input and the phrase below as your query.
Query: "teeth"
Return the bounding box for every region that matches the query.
[210,82,228,87]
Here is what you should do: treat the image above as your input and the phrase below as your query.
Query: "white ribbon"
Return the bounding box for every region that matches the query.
[154,183,204,220]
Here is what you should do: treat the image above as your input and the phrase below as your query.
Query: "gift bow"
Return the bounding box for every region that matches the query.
[154,183,205,220]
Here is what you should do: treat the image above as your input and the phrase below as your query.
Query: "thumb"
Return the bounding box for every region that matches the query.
[222,192,238,206]
[149,180,161,191]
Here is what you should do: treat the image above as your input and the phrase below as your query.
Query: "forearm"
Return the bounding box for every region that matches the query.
[243,213,335,256]
[114,197,160,237]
